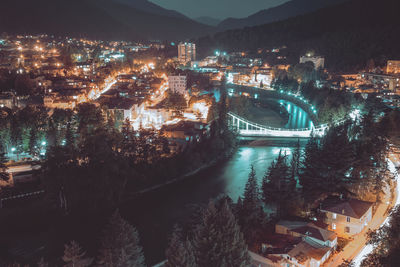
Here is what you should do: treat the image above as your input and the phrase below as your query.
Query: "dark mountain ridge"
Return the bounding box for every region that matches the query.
[199,0,400,71]
[0,0,214,41]
[218,0,349,30]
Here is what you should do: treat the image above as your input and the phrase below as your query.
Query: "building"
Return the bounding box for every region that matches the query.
[103,98,145,126]
[178,42,196,65]
[162,121,208,141]
[275,221,337,249]
[387,60,400,74]
[0,92,17,109]
[360,72,400,92]
[320,198,373,237]
[251,221,337,267]
[300,55,325,70]
[168,75,187,95]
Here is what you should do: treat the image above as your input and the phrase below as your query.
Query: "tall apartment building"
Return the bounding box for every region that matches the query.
[387,60,400,74]
[178,42,196,65]
[168,75,187,95]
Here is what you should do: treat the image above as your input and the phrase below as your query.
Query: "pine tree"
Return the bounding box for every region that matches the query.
[65,122,75,148]
[10,117,23,159]
[299,136,322,202]
[98,210,146,267]
[62,240,93,267]
[46,119,58,147]
[193,199,250,267]
[290,138,302,181]
[28,126,38,156]
[0,143,9,181]
[240,166,264,241]
[262,152,295,218]
[37,257,48,267]
[165,225,196,267]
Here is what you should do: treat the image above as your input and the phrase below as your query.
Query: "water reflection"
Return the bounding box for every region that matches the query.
[279,100,314,129]
[122,145,299,265]
[121,98,313,265]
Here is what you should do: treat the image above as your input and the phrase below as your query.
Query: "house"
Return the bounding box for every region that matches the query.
[103,98,145,127]
[162,121,208,142]
[276,221,337,249]
[320,198,373,237]
[0,92,16,109]
[251,221,337,267]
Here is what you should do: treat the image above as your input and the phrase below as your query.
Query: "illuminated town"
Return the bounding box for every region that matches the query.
[0,0,400,266]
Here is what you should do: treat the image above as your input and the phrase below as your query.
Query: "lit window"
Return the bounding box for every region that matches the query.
[332,213,337,219]
[332,223,336,230]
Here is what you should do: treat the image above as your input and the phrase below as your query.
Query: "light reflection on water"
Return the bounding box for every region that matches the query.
[122,97,312,265]
[278,100,314,129]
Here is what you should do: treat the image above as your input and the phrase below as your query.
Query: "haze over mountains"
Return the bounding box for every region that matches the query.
[0,0,213,40]
[195,17,222,27]
[217,0,349,30]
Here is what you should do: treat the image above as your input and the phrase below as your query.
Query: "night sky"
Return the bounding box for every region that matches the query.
[149,0,289,20]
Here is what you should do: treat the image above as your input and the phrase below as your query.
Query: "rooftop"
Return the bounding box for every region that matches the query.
[320,198,373,219]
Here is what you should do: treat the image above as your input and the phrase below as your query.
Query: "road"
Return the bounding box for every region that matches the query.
[6,164,41,174]
[324,153,400,266]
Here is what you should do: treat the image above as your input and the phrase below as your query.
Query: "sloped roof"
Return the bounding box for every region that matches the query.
[277,220,336,242]
[288,240,330,261]
[276,220,308,230]
[321,198,373,219]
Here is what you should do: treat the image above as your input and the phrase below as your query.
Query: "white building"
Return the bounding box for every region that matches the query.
[178,42,196,65]
[168,75,187,95]
[300,55,325,70]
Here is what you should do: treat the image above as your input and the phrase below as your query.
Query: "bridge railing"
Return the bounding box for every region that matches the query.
[228,112,326,133]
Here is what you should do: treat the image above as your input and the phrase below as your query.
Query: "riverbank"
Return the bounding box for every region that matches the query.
[227,83,320,125]
[126,146,237,199]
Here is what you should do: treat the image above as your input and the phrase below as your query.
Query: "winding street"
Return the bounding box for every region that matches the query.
[324,152,400,266]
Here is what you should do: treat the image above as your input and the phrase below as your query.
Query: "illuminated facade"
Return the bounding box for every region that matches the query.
[168,75,187,95]
[300,55,325,70]
[178,42,196,65]
[387,60,400,74]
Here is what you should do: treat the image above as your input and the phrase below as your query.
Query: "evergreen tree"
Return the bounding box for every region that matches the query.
[299,136,322,202]
[10,117,23,158]
[239,166,264,241]
[65,122,75,148]
[62,240,93,267]
[37,258,48,267]
[46,119,58,147]
[300,126,357,205]
[262,152,295,218]
[28,126,38,156]
[193,199,250,267]
[290,138,302,181]
[98,210,145,267]
[0,143,9,181]
[165,225,196,267]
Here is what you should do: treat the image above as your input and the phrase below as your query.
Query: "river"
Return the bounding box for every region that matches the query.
[120,99,314,265]
[0,96,313,266]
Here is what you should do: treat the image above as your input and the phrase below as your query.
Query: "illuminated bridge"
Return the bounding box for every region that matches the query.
[228,112,328,138]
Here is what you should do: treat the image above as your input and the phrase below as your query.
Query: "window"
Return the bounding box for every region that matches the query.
[345,226,350,233]
[347,217,351,222]
[332,213,337,219]
[332,223,336,230]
